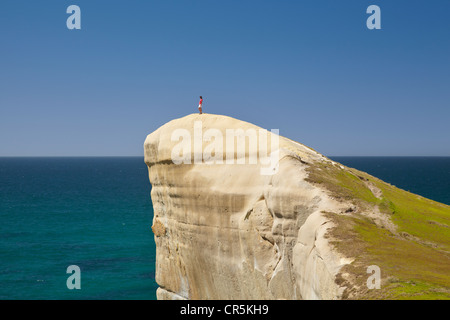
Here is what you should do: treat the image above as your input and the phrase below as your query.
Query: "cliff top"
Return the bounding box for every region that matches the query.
[145,113,450,299]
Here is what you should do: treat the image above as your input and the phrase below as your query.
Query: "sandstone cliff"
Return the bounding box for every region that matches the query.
[144,113,450,300]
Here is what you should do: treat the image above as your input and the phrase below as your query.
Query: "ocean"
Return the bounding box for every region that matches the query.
[0,157,156,299]
[0,156,449,299]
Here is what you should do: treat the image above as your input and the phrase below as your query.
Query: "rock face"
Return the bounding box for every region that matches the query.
[144,113,450,300]
[144,113,353,299]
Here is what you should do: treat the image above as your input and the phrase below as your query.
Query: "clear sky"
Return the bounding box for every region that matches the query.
[1,0,449,156]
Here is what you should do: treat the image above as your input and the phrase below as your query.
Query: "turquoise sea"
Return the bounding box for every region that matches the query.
[0,157,156,299]
[0,156,449,299]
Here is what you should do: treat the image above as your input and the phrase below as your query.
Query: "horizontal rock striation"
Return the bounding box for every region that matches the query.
[144,113,354,300]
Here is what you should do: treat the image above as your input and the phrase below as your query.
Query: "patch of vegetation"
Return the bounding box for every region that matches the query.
[355,215,450,299]
[307,160,450,300]
[387,280,450,300]
[305,161,379,207]
[373,179,450,251]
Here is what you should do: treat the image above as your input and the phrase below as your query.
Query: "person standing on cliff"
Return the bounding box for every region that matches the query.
[198,96,203,114]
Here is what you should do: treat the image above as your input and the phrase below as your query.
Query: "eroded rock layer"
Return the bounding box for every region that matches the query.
[144,114,353,300]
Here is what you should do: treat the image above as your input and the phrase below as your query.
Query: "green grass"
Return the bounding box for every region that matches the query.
[306,159,450,299]
[305,161,383,205]
[373,180,450,251]
[354,216,450,299]
[388,280,450,300]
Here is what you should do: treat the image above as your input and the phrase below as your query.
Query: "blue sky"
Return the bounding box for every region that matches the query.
[1,0,449,156]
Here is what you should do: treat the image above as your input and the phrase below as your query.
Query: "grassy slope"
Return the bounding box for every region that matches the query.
[305,160,450,299]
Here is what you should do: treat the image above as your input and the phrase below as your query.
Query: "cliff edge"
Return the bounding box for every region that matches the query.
[144,113,450,300]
